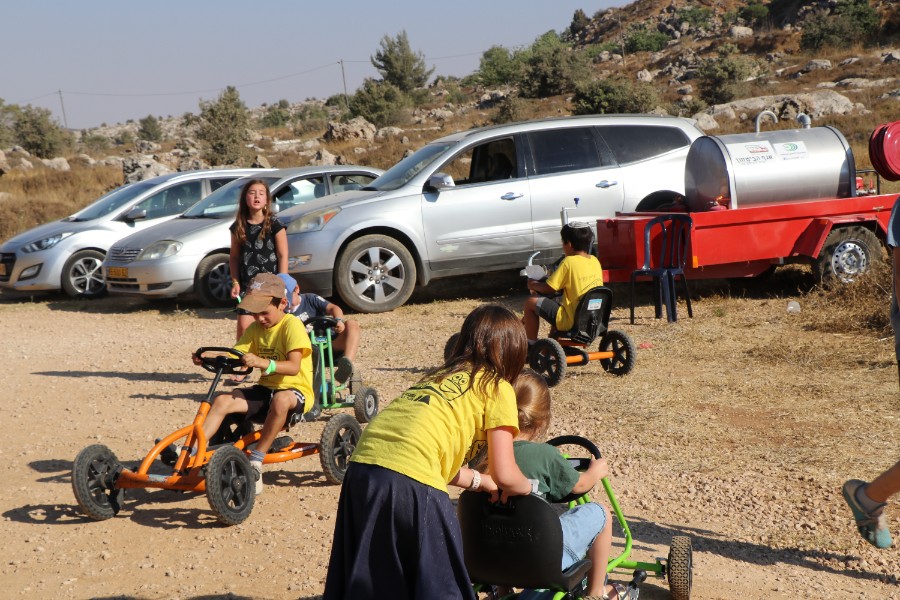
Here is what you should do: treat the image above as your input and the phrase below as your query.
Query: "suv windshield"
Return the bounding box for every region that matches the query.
[366,142,454,192]
[182,176,281,219]
[69,180,157,221]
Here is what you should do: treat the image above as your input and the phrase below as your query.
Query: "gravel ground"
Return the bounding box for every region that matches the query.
[0,275,898,599]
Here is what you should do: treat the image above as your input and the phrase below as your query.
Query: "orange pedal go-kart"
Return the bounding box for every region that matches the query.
[72,346,361,526]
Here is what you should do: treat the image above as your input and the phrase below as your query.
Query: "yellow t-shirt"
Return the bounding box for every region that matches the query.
[350,370,519,492]
[234,313,313,413]
[545,253,604,331]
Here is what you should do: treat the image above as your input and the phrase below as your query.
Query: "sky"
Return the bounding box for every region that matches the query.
[3,1,622,131]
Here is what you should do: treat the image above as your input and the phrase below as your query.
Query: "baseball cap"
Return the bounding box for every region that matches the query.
[277,273,298,310]
[237,273,287,313]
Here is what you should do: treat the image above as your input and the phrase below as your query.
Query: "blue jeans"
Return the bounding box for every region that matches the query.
[560,502,606,570]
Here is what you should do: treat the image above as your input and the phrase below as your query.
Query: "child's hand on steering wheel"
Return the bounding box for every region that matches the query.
[240,352,267,370]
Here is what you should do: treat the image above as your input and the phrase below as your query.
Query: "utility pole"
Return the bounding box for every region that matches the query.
[57,89,69,130]
[338,60,350,112]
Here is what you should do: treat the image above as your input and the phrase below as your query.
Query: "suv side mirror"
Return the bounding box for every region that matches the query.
[428,172,455,191]
[124,208,147,221]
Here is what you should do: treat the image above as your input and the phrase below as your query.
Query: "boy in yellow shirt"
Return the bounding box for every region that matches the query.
[523,222,604,340]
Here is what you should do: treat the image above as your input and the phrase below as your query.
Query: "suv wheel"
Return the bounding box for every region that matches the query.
[335,235,416,313]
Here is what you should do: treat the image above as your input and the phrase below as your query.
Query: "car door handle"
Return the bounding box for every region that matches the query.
[596,180,618,188]
[500,192,524,200]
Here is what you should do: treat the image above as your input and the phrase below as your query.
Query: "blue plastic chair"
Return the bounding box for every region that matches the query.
[629,214,693,324]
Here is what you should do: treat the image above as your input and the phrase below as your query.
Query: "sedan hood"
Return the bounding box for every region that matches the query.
[112,215,225,249]
[2,219,92,248]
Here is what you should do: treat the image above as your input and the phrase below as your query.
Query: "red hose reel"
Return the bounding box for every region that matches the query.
[869,120,900,182]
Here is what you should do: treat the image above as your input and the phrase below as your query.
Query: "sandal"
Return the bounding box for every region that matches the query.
[588,583,626,600]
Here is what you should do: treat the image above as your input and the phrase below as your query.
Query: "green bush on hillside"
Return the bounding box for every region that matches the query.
[349,78,411,127]
[477,46,526,87]
[678,6,713,28]
[14,105,72,158]
[371,31,434,93]
[259,99,292,129]
[624,24,671,53]
[491,95,526,124]
[137,114,163,141]
[801,0,880,50]
[696,47,754,105]
[517,31,591,98]
[572,78,659,114]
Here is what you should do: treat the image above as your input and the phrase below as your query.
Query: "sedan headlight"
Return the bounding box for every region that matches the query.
[137,240,183,261]
[286,207,341,234]
[21,232,72,253]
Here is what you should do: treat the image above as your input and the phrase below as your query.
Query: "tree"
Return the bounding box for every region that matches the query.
[696,47,754,105]
[568,9,591,39]
[477,46,525,87]
[801,0,880,50]
[0,99,16,149]
[517,31,591,99]
[371,31,434,92]
[259,99,292,128]
[14,105,70,158]
[137,114,163,141]
[196,86,251,165]
[572,78,659,115]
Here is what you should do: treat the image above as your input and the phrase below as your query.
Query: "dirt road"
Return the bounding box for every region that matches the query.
[1,279,898,599]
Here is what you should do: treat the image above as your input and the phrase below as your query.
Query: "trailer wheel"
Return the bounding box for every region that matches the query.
[815,226,882,285]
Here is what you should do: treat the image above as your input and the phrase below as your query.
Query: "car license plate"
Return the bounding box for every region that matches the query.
[107,267,128,279]
[0,263,6,276]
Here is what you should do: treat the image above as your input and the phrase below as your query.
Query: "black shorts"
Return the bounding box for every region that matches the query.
[238,385,306,423]
[535,295,561,325]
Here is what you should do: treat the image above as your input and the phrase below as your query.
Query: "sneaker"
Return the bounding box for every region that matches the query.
[334,356,354,383]
[842,479,892,548]
[251,461,263,495]
[268,435,293,453]
[159,442,195,466]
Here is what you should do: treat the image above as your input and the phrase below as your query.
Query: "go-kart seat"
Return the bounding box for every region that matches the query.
[458,491,592,595]
[553,286,613,345]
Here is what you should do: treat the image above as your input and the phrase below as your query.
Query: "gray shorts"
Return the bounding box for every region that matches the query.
[535,296,561,326]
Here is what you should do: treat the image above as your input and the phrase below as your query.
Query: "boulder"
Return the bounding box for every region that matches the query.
[123,156,174,183]
[323,117,376,143]
[41,157,70,171]
[730,26,753,39]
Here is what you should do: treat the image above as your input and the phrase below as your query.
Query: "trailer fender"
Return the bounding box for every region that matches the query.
[792,217,882,260]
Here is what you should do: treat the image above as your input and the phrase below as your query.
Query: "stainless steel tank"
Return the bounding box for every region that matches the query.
[684,126,856,211]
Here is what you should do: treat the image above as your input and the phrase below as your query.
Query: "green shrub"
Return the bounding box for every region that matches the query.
[568,9,591,39]
[137,114,163,141]
[81,133,109,152]
[259,99,292,128]
[801,0,880,50]
[14,105,71,158]
[196,86,251,165]
[572,78,659,114]
[739,1,769,24]
[624,24,671,53]
[696,50,754,105]
[477,45,524,87]
[0,99,18,149]
[349,78,411,127]
[115,130,134,146]
[678,6,713,28]
[491,95,526,124]
[518,31,591,98]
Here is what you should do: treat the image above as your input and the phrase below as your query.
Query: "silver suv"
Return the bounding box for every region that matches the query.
[281,115,704,313]
[103,166,382,307]
[0,168,268,298]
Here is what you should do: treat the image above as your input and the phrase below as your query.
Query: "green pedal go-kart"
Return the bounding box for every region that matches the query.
[458,435,692,600]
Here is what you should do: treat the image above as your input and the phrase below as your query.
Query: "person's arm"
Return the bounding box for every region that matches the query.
[487,426,532,502]
[241,348,301,376]
[527,279,556,296]
[325,302,346,334]
[274,227,288,274]
[449,466,496,496]
[229,232,241,299]
[570,457,608,495]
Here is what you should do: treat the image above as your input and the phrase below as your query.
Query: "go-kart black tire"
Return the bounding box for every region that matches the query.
[443,332,461,362]
[320,414,362,484]
[599,329,636,376]
[72,444,123,521]
[529,338,567,387]
[206,445,256,526]
[667,535,693,600]
[353,385,379,424]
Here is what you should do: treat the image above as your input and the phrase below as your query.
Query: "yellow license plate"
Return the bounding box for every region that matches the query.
[107,267,128,279]
[0,263,6,276]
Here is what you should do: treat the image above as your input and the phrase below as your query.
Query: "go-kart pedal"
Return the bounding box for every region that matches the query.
[268,435,293,453]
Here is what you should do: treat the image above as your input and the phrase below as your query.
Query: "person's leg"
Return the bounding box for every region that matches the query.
[202,392,251,441]
[867,459,900,503]
[235,313,254,342]
[254,389,298,454]
[333,319,360,361]
[523,296,541,340]
[585,505,614,596]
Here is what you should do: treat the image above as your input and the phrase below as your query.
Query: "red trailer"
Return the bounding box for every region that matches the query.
[597,192,897,284]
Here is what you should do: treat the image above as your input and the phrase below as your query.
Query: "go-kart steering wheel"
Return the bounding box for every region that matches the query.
[547,435,602,504]
[194,347,252,376]
[305,315,339,336]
